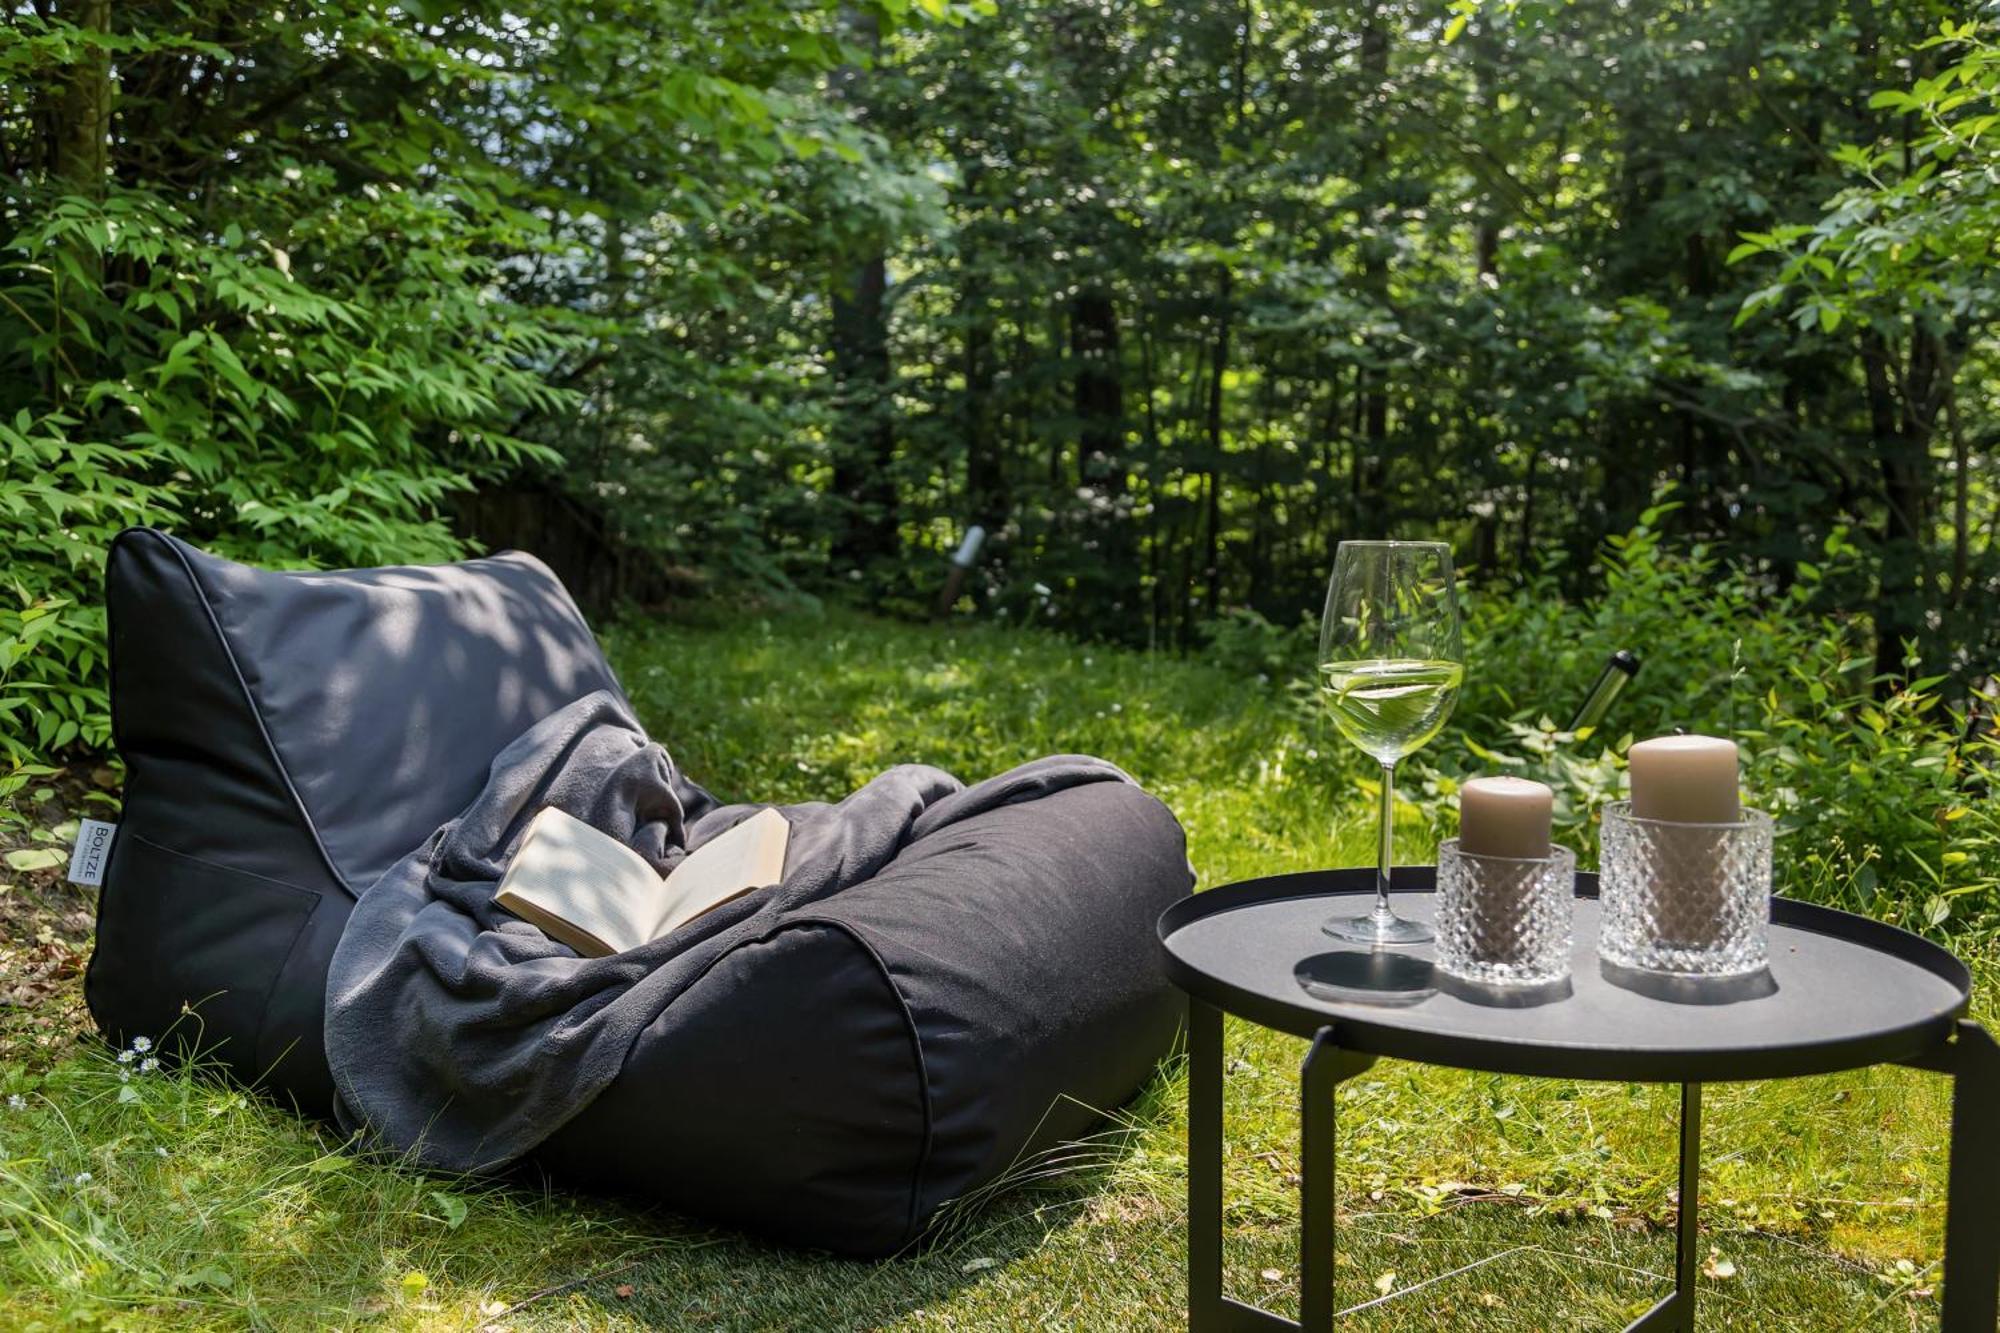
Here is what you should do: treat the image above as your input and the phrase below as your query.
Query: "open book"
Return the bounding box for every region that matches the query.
[494,807,789,957]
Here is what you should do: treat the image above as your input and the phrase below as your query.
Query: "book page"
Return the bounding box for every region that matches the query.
[493,807,668,957]
[654,808,790,939]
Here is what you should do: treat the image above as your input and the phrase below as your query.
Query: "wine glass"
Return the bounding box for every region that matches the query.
[1317,541,1464,944]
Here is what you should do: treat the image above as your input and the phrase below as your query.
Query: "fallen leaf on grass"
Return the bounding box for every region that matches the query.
[1259,1268,1283,1283]
[614,1283,635,1299]
[1373,1271,1396,1295]
[1702,1250,1737,1281]
[960,1256,999,1274]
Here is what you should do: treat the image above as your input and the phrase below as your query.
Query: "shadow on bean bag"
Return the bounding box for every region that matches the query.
[84,528,1191,1255]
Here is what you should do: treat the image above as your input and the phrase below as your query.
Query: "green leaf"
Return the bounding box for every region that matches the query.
[427,1190,468,1230]
[3,848,64,872]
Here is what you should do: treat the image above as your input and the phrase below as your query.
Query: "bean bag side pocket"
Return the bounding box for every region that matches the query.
[85,833,323,1093]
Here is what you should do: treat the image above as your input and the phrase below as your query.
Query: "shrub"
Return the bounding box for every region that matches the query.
[1205,515,1999,940]
[0,185,567,766]
[1429,516,2000,940]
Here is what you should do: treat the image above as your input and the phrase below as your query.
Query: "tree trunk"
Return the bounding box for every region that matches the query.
[1862,329,1942,683]
[1520,448,1539,560]
[1470,13,1502,283]
[47,0,113,398]
[1354,2,1393,511]
[1068,285,1136,624]
[1247,368,1277,611]
[53,0,113,192]
[1947,378,1968,609]
[828,9,898,571]
[1071,287,1124,493]
[962,280,1005,533]
[829,254,899,569]
[1203,269,1233,617]
[1139,317,1163,648]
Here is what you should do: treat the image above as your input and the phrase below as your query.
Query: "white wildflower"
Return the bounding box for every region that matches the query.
[131,1036,153,1053]
[154,1146,169,1158]
[119,1069,130,1083]
[73,1171,91,1186]
[139,1058,159,1074]
[5,1094,24,1111]
[117,1049,135,1065]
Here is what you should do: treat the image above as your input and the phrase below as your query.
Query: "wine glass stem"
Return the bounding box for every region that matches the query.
[1374,759,1397,922]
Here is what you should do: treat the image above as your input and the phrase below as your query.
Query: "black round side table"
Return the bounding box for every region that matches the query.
[1159,868,1993,1332]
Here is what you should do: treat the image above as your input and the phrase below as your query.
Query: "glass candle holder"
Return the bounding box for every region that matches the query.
[1599,801,1774,977]
[1435,840,1576,986]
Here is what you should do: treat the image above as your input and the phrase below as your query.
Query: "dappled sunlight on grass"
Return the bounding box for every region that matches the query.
[0,606,1977,1328]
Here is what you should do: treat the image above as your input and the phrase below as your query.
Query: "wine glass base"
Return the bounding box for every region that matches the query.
[1322,912,1434,946]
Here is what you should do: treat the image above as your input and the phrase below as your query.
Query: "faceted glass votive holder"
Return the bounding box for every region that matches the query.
[1435,840,1576,986]
[1599,802,1774,978]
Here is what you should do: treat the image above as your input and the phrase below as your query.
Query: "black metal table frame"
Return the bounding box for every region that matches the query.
[1186,1001,2000,1332]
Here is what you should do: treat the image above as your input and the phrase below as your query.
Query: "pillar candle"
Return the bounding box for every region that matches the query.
[1458,776,1554,859]
[1628,735,1741,823]
[1623,734,1743,955]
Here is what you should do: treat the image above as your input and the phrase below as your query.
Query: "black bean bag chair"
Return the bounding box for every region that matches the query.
[84,527,1190,1254]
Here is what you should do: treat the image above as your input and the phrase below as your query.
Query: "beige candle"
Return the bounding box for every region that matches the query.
[1624,734,1743,954]
[1449,776,1560,969]
[1459,777,1553,859]
[1628,735,1740,823]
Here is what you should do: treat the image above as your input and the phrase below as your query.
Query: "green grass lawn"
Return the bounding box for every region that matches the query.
[0,606,1978,1330]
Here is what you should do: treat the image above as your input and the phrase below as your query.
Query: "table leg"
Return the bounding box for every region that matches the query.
[1300,1030,1337,1333]
[1935,1021,2000,1332]
[1676,1081,1702,1326]
[1189,998,1223,1332]
[1622,1082,1700,1333]
[1300,1028,1374,1333]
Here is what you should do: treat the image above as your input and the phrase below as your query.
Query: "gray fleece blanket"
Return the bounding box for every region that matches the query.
[322,689,1136,1172]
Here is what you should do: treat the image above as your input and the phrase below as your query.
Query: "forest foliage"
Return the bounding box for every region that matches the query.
[3,0,1998,770]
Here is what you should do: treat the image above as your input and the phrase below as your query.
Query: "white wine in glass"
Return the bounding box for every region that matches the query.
[1318,541,1464,944]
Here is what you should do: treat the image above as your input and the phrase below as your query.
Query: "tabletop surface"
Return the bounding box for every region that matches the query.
[1159,868,1973,1082]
